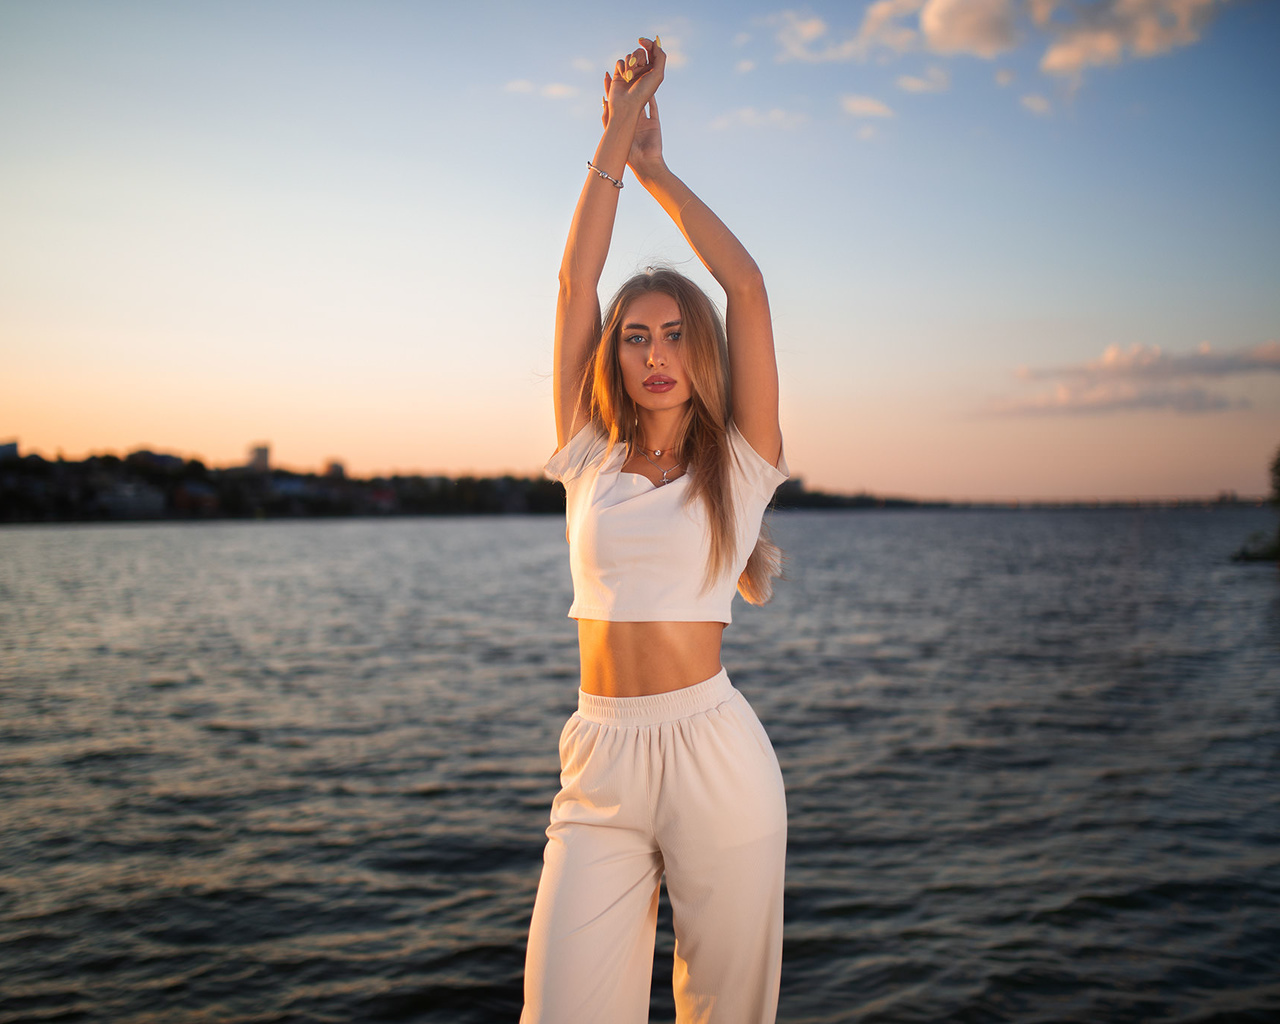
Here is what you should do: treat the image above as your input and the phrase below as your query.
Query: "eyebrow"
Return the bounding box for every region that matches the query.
[623,319,682,331]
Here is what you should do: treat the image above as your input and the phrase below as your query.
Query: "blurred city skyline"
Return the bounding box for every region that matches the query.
[3,0,1277,500]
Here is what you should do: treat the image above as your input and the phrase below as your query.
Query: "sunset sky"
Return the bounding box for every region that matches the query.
[3,0,1277,500]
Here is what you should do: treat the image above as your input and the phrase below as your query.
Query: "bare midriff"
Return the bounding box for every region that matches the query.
[576,619,726,697]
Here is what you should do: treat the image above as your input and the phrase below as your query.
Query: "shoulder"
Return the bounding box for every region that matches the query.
[546,420,610,484]
[728,420,788,492]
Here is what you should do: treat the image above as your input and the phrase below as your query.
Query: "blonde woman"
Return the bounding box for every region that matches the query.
[522,37,788,1024]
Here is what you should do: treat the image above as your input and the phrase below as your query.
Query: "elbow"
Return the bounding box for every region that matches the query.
[557,263,573,294]
[557,268,584,307]
[725,262,767,301]
[558,261,588,300]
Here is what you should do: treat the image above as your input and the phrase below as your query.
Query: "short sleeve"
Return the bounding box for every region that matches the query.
[728,421,788,495]
[545,421,609,484]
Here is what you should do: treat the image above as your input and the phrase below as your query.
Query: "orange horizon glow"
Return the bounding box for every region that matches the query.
[3,4,1277,506]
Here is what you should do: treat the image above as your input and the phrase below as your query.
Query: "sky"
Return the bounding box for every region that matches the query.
[2,0,1277,500]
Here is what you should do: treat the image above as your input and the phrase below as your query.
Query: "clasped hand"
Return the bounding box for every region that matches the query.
[602,37,666,177]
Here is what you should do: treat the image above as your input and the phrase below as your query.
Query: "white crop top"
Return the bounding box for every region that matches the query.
[545,421,788,623]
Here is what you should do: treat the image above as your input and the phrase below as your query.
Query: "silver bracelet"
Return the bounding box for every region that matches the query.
[587,160,624,188]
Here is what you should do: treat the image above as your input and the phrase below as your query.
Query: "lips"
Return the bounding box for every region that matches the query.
[643,374,676,393]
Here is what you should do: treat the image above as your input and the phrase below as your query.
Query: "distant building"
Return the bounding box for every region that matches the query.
[173,480,219,516]
[128,449,184,471]
[99,481,166,518]
[0,440,17,462]
[324,459,346,480]
[248,444,270,473]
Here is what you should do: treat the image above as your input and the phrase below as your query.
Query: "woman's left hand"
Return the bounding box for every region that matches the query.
[601,37,664,129]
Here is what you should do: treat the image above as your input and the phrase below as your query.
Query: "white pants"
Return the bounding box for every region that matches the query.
[521,670,787,1024]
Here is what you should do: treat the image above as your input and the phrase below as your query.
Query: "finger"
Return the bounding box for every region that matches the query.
[623,46,649,82]
[631,52,658,83]
[621,52,641,83]
[647,94,659,122]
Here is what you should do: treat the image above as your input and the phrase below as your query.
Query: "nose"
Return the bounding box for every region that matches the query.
[646,345,664,367]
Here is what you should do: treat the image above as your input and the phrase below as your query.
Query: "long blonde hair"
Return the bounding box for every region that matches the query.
[580,268,782,604]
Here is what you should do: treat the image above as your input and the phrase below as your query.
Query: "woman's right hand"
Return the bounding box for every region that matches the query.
[627,90,665,178]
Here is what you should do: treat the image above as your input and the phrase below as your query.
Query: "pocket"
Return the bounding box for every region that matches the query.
[557,713,583,766]
[731,692,781,769]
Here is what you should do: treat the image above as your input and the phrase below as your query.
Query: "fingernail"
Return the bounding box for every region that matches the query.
[627,55,637,67]
[655,35,661,48]
[622,68,633,82]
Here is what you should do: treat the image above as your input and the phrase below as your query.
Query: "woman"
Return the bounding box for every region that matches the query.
[522,37,788,1024]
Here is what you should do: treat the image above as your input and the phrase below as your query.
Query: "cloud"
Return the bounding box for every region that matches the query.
[657,32,690,69]
[995,68,1015,85]
[764,0,1223,85]
[505,80,579,99]
[771,2,921,62]
[841,94,895,117]
[773,10,847,61]
[771,0,1014,62]
[857,0,925,54]
[897,66,950,92]
[991,382,1243,415]
[733,31,752,46]
[737,59,757,73]
[1021,340,1280,382]
[921,0,1018,58]
[1028,0,1059,27]
[990,340,1278,415]
[1040,0,1221,77]
[711,106,808,130]
[1021,92,1051,114]
[570,57,596,73]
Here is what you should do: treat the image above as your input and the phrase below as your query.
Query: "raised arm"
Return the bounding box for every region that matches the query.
[553,38,665,448]
[627,94,782,467]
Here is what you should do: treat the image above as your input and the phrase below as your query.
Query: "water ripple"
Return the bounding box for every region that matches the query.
[1,510,1277,1022]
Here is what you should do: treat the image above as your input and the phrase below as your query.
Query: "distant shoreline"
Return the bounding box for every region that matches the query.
[0,447,1266,525]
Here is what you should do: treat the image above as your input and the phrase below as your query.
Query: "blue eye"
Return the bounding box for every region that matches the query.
[624,334,647,345]
[667,331,681,342]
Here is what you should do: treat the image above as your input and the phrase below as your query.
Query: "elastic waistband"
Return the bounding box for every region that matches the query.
[576,668,735,726]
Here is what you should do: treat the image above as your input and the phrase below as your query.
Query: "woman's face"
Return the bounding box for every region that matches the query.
[617,291,692,415]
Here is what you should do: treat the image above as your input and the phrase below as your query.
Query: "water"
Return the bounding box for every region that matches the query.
[1,508,1278,1023]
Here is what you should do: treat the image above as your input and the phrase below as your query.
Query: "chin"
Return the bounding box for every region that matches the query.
[636,394,691,411]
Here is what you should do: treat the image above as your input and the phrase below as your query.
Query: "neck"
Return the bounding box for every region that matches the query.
[636,406,685,454]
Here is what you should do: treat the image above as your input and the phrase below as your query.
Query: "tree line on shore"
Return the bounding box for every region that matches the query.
[0,449,566,522]
[1,444,1269,526]
[1233,444,1280,561]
